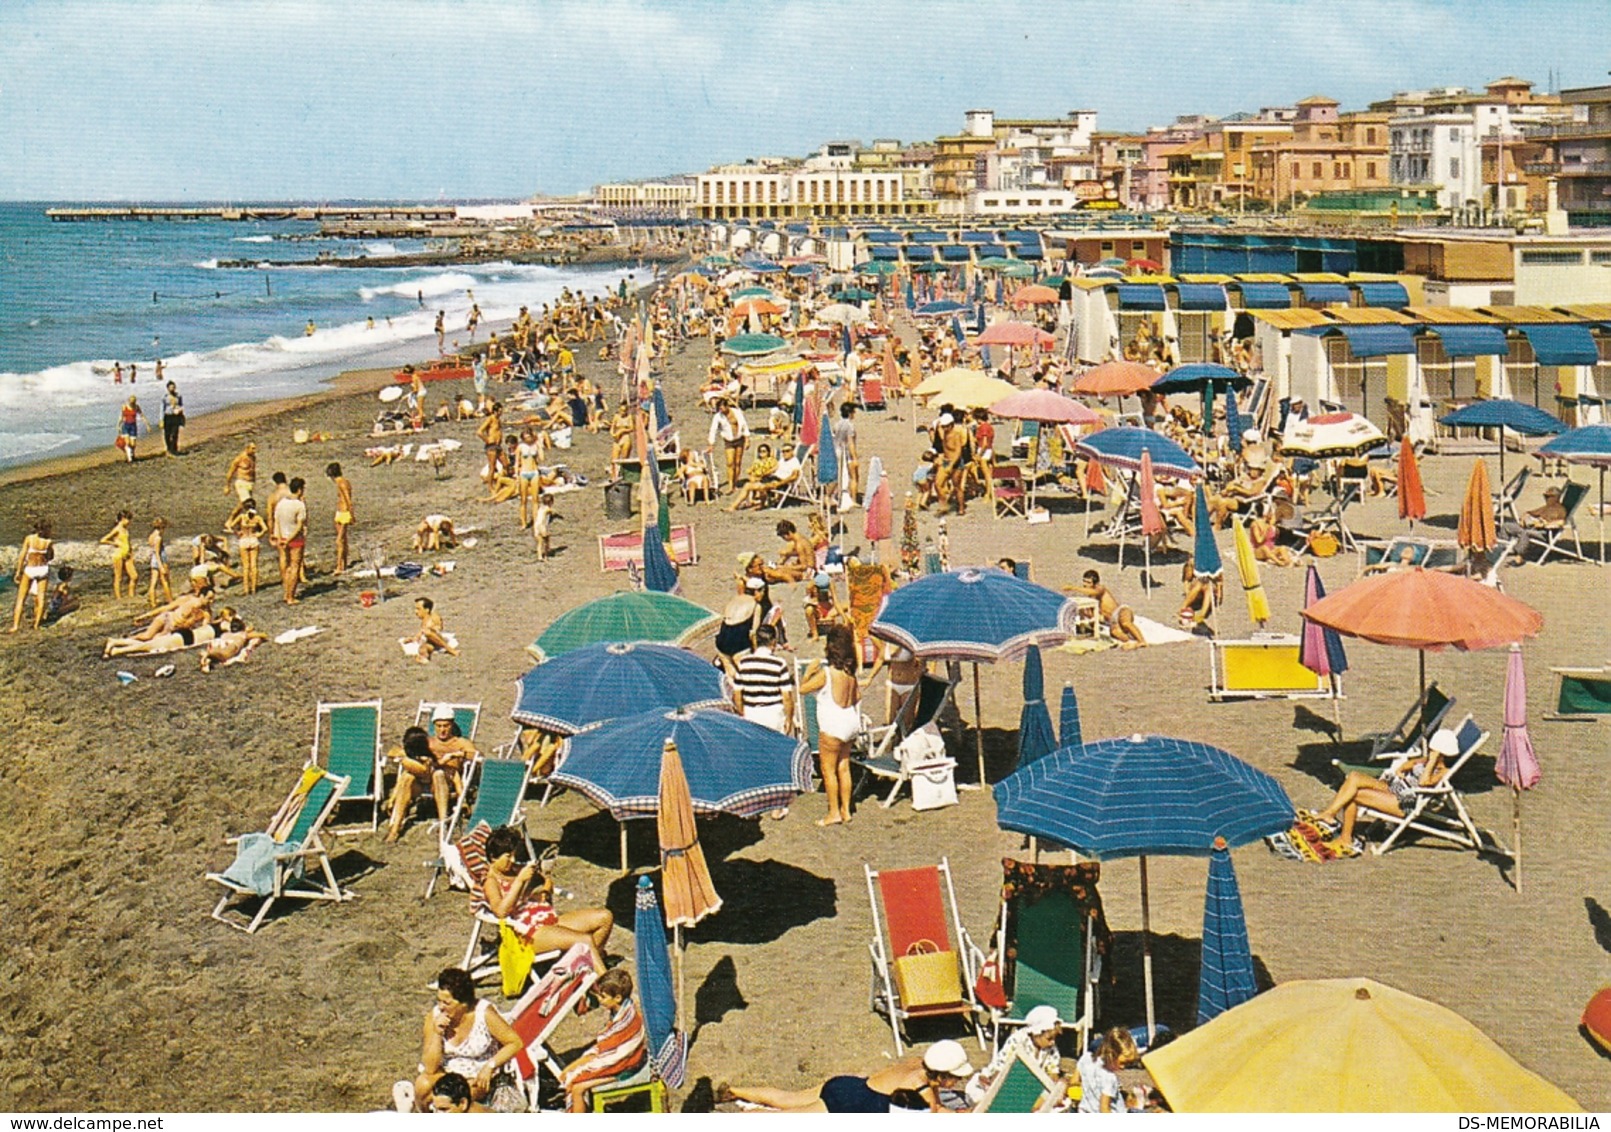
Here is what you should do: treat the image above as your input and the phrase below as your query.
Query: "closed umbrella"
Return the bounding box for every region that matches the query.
[1298,564,1348,682]
[657,738,722,1035]
[512,642,729,735]
[1139,449,1165,580]
[864,456,892,544]
[1193,484,1223,578]
[1230,516,1270,628]
[1058,682,1081,750]
[1539,423,1611,563]
[633,875,687,1087]
[1016,646,1057,770]
[1497,643,1541,893]
[1458,459,1497,553]
[1197,838,1258,1025]
[1144,978,1582,1112]
[529,591,719,661]
[816,396,838,504]
[1397,437,1426,527]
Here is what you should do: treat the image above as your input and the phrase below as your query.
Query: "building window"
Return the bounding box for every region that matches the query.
[1333,162,1343,179]
[984,198,999,207]
[1312,162,1323,179]
[1590,251,1611,264]
[1342,163,1351,178]
[1520,250,1584,265]
[1292,162,1302,182]
[1367,161,1377,179]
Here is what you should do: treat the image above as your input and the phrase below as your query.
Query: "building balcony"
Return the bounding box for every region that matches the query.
[1523,121,1611,140]
[1527,161,1611,176]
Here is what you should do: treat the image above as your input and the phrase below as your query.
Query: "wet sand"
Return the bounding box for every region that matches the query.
[1,328,1607,1111]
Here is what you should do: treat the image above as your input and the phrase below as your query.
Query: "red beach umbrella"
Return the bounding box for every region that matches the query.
[1072,360,1160,397]
[1397,437,1426,525]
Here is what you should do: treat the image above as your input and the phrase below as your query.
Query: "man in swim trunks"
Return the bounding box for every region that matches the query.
[1066,569,1145,650]
[327,462,354,575]
[273,477,308,605]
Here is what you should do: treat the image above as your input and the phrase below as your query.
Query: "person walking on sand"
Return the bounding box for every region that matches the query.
[10,518,54,633]
[161,380,184,456]
[273,477,308,605]
[145,517,174,607]
[326,462,354,575]
[99,510,139,601]
[129,361,138,384]
[116,395,152,462]
[435,310,447,354]
[224,442,257,503]
[706,398,749,495]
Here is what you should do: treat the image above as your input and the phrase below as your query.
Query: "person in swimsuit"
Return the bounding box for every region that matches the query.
[679,446,713,504]
[326,462,354,575]
[1066,569,1145,650]
[1304,728,1457,855]
[770,519,815,584]
[224,442,257,504]
[514,428,544,528]
[103,617,222,658]
[226,498,269,595]
[145,517,173,607]
[481,827,613,972]
[411,967,525,1112]
[718,1040,975,1113]
[413,515,457,553]
[116,396,152,462]
[99,510,139,601]
[198,610,268,672]
[476,402,504,479]
[105,587,215,655]
[10,518,55,632]
[798,624,862,828]
[385,724,459,841]
[802,572,845,640]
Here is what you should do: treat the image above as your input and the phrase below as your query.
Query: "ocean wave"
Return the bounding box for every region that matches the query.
[193,259,220,269]
[233,235,274,243]
[2,431,82,460]
[364,242,399,257]
[359,271,481,303]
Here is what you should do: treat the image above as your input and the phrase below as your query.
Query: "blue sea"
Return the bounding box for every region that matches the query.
[0,202,633,469]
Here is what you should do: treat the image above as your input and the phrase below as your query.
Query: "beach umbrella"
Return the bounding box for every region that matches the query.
[790,368,806,427]
[994,733,1294,1040]
[976,321,1055,348]
[1440,400,1563,484]
[1539,423,1611,563]
[720,332,789,357]
[865,456,892,543]
[1299,564,1348,732]
[1077,427,1200,478]
[950,316,968,349]
[1458,459,1497,552]
[1016,646,1057,771]
[1224,392,1245,448]
[512,642,728,735]
[977,256,1013,270]
[1058,682,1081,750]
[633,875,688,1087]
[831,286,876,302]
[1230,516,1270,628]
[1397,437,1426,527]
[1143,978,1582,1112]
[730,285,775,300]
[1072,360,1160,397]
[973,302,987,336]
[1152,363,1248,395]
[858,260,898,276]
[528,591,720,661]
[911,261,949,274]
[1193,483,1223,581]
[904,279,916,309]
[801,391,820,455]
[915,299,969,318]
[1127,257,1166,273]
[731,298,785,319]
[1497,643,1541,893]
[1197,838,1258,1025]
[1098,257,1127,268]
[816,397,839,497]
[1002,261,1036,278]
[815,302,869,326]
[656,737,723,1035]
[1139,449,1165,579]
[788,263,817,278]
[910,369,1015,410]
[871,567,1083,785]
[1009,284,1059,306]
[1279,411,1385,459]
[748,261,783,275]
[989,389,1102,426]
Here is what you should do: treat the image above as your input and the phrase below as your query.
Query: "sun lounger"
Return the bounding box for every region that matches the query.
[1362,681,1453,759]
[1209,635,1339,701]
[865,858,982,1053]
[310,700,384,832]
[1349,715,1491,854]
[427,749,534,903]
[598,526,699,572]
[1547,665,1611,721]
[1525,480,1590,565]
[507,942,600,1110]
[207,766,353,933]
[1494,466,1532,525]
[978,858,1109,1056]
[855,673,958,808]
[1358,536,1462,575]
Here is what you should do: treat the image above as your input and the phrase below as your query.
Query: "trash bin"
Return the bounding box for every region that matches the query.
[604,479,634,520]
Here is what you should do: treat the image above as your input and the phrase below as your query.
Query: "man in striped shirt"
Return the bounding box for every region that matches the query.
[733,624,795,734]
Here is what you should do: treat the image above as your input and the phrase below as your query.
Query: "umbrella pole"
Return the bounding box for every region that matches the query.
[973,663,987,789]
[1140,855,1156,1045]
[675,924,686,1036]
[1419,651,1428,755]
[1600,467,1606,566]
[620,821,629,875]
[1513,785,1523,895]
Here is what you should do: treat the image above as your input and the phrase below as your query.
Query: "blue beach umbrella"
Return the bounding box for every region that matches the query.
[1539,423,1611,564]
[916,300,968,317]
[512,642,728,735]
[974,302,986,335]
[1151,363,1248,395]
[1193,484,1223,578]
[634,876,689,1088]
[787,263,817,278]
[817,401,839,489]
[1224,391,1244,447]
[551,707,812,821]
[791,369,806,427]
[840,321,853,359]
[1017,646,1057,770]
[1442,401,1564,482]
[904,279,916,310]
[1058,682,1082,750]
[1076,427,1201,479]
[651,385,672,427]
[642,517,680,594]
[1298,564,1349,680]
[721,333,789,357]
[1197,840,1259,1025]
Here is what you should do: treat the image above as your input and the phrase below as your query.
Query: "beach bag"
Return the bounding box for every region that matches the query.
[499,922,538,999]
[1308,532,1340,558]
[911,760,959,811]
[892,940,963,1008]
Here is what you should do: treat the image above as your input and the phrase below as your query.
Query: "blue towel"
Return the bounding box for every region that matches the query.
[221,833,281,896]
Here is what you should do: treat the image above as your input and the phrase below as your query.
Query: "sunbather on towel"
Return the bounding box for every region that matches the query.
[481,827,613,974]
[1303,727,1458,853]
[103,616,221,658]
[717,1040,975,1113]
[105,589,215,656]
[198,609,267,671]
[559,968,647,1112]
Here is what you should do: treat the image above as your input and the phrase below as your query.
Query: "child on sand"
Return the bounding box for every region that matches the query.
[146,518,173,607]
[46,566,79,622]
[100,510,139,600]
[533,494,558,561]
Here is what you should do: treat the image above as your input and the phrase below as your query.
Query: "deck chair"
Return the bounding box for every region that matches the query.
[1358,536,1461,576]
[1362,681,1454,759]
[428,749,535,902]
[978,859,1108,1056]
[507,943,600,1110]
[1494,466,1531,525]
[1349,715,1491,854]
[1548,665,1611,721]
[991,466,1029,519]
[414,700,482,741]
[974,1048,1056,1114]
[1298,482,1363,554]
[856,673,958,807]
[310,700,383,832]
[1526,480,1590,564]
[207,766,353,933]
[865,858,982,1053]
[859,376,887,411]
[1209,636,1338,701]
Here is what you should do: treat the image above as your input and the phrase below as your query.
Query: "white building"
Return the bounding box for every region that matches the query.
[694,168,907,219]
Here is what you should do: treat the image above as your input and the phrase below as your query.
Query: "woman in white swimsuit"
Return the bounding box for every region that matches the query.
[10,518,54,632]
[515,428,544,528]
[801,624,862,828]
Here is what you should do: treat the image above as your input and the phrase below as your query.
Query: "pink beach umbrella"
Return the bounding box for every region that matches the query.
[1138,449,1165,581]
[1497,643,1541,893]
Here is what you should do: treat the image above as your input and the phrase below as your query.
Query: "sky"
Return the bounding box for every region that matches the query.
[2,0,1609,201]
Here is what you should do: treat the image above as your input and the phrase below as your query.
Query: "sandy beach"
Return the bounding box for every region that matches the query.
[1,325,1608,1112]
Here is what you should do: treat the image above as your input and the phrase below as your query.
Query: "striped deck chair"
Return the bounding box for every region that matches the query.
[207,766,353,934]
[1363,682,1453,759]
[865,857,982,1053]
[508,943,600,1110]
[311,700,383,832]
[974,1048,1056,1113]
[1332,715,1491,854]
[427,750,533,900]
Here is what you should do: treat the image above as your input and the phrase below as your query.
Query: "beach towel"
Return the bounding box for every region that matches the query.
[220,832,281,896]
[273,626,323,645]
[400,632,458,658]
[1265,816,1360,863]
[845,563,891,643]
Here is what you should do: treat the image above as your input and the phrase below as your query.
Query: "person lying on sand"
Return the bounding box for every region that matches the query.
[118,585,214,648]
[716,1041,975,1113]
[199,609,268,672]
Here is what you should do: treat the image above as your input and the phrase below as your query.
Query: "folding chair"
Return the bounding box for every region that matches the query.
[1209,636,1339,701]
[1494,466,1531,526]
[855,673,957,808]
[1362,681,1454,759]
[415,700,483,741]
[1547,665,1611,721]
[769,446,821,510]
[1346,715,1491,854]
[1527,480,1590,564]
[858,376,887,411]
[979,859,1108,1056]
[991,465,1029,519]
[1299,482,1363,554]
[427,748,535,902]
[207,766,353,933]
[507,943,600,1110]
[310,700,383,832]
[973,1048,1056,1114]
[1357,536,1460,576]
[865,858,982,1053]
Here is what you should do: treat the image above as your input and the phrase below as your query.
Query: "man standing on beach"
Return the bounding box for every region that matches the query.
[733,625,795,734]
[435,311,446,355]
[224,443,257,503]
[272,477,308,605]
[327,462,354,576]
[161,381,184,456]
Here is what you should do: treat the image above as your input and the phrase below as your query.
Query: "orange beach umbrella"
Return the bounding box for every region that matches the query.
[1009,284,1060,306]
[1397,437,1426,524]
[1301,568,1541,654]
[658,737,721,1032]
[1073,360,1159,397]
[1457,459,1497,553]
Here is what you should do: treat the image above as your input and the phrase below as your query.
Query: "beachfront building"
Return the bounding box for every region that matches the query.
[1523,83,1611,228]
[592,180,697,216]
[1244,97,1391,211]
[932,108,1103,213]
[1167,115,1294,211]
[694,164,933,220]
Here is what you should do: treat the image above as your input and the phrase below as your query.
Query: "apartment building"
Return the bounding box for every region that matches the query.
[1524,83,1611,227]
[1246,97,1391,208]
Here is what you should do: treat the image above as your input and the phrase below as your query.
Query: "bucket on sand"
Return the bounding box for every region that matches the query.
[360,591,378,608]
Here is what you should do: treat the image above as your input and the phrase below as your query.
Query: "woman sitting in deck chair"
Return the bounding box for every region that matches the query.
[481,826,613,974]
[1301,728,1456,855]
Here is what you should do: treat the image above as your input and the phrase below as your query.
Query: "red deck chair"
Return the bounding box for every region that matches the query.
[508,943,600,1111]
[859,376,887,411]
[864,858,982,1053]
[991,465,1029,519]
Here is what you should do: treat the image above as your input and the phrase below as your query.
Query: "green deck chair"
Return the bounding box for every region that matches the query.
[313,700,383,831]
[415,700,483,741]
[427,754,533,900]
[1549,666,1611,721]
[985,860,1106,1056]
[974,1049,1055,1114]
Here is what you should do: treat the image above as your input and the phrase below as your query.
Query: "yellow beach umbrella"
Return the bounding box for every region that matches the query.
[1230,516,1270,627]
[911,368,1016,409]
[1143,978,1582,1112]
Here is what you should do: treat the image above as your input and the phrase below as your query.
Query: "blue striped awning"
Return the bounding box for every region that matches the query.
[1011,241,1043,260]
[1521,324,1599,367]
[861,230,900,244]
[1429,324,1508,357]
[1174,284,1226,311]
[1304,323,1417,357]
[1116,284,1167,311]
[868,245,903,261]
[938,244,972,261]
[1236,282,1291,309]
[1298,282,1352,303]
[1355,282,1410,309]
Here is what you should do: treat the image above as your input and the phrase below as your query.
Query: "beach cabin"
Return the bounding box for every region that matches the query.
[1166,278,1234,363]
[1480,307,1599,418]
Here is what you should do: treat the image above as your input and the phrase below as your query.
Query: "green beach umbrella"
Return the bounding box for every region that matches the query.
[831,286,877,302]
[977,256,1014,270]
[702,255,733,268]
[1002,261,1037,278]
[731,286,776,300]
[721,332,790,356]
[528,591,720,662]
[858,261,898,276]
